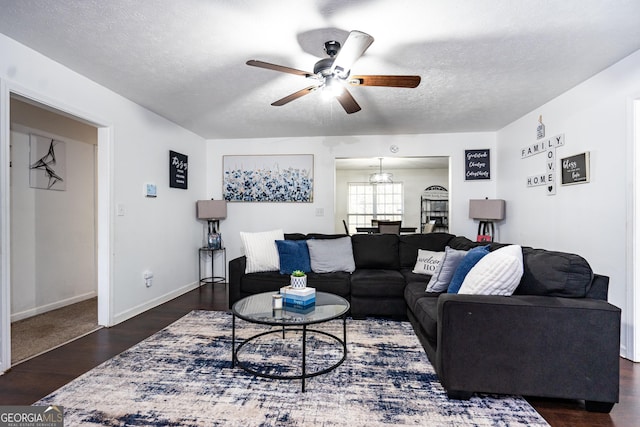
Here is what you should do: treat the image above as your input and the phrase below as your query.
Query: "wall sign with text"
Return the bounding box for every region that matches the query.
[522,133,565,196]
[465,149,491,180]
[561,152,590,185]
[169,150,188,189]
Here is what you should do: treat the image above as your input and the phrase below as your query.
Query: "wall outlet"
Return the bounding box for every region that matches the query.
[143,271,153,287]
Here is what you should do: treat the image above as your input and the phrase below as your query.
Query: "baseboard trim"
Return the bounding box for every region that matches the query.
[112,281,200,326]
[11,291,97,322]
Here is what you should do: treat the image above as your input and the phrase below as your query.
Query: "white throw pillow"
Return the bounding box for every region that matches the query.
[458,245,524,295]
[426,246,468,292]
[240,229,284,273]
[412,249,445,275]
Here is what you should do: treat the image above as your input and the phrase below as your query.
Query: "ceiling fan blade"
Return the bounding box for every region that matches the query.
[335,88,361,114]
[246,60,315,78]
[348,75,421,88]
[271,86,318,106]
[331,30,374,77]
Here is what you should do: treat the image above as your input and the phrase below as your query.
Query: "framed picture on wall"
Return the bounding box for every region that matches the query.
[169,150,188,189]
[29,134,66,191]
[464,149,490,180]
[561,152,590,185]
[223,154,314,202]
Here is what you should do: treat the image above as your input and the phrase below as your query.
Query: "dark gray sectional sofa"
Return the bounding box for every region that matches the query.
[228,232,621,412]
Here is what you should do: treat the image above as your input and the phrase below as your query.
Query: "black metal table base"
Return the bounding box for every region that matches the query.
[231,315,347,392]
[199,276,226,286]
[198,247,226,288]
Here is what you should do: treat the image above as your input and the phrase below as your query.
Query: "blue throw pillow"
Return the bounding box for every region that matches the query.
[275,239,311,275]
[447,245,490,294]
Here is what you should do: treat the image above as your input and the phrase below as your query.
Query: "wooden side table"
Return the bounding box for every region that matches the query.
[198,247,226,288]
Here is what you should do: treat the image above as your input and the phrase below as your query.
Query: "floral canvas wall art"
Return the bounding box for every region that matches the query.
[223,155,313,202]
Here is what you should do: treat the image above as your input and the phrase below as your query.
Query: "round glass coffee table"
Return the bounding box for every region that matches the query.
[231,291,349,392]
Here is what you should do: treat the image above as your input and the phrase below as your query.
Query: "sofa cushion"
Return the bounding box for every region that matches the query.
[240,271,350,299]
[426,246,468,292]
[447,235,483,251]
[412,249,445,275]
[284,233,307,241]
[351,234,400,269]
[515,247,594,297]
[307,236,355,273]
[305,272,351,298]
[306,233,348,240]
[399,233,454,268]
[447,245,490,293]
[404,281,440,313]
[402,268,430,287]
[350,269,405,298]
[412,296,439,342]
[448,236,507,252]
[240,229,284,273]
[275,239,311,275]
[240,271,288,295]
[458,245,524,295]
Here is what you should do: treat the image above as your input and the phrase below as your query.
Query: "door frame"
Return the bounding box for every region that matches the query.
[628,97,640,362]
[0,79,114,373]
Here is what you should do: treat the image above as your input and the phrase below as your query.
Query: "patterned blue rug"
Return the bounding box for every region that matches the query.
[37,311,549,426]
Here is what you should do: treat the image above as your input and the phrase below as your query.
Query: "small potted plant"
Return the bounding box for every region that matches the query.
[290,270,307,289]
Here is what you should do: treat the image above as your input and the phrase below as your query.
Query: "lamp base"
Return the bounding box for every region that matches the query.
[207,233,222,249]
[477,221,494,242]
[206,220,222,249]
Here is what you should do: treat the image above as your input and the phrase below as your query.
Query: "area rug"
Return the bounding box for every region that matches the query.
[37,311,549,426]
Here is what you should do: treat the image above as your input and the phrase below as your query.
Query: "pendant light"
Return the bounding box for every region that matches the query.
[369,158,393,184]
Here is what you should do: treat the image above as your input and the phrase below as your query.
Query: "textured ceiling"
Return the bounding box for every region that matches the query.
[1,0,640,140]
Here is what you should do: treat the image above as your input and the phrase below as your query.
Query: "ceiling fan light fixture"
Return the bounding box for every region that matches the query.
[370,158,393,183]
[322,76,345,99]
[246,30,420,114]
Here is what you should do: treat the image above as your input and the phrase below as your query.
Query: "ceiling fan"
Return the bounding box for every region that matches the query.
[246,30,421,114]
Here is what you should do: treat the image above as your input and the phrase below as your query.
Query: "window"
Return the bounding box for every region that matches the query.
[347,182,403,233]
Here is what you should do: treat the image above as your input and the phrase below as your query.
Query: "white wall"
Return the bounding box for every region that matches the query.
[335,166,449,233]
[0,33,207,329]
[208,132,496,261]
[496,48,640,360]
[10,128,96,321]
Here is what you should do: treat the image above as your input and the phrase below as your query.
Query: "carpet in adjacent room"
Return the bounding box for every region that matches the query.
[11,297,100,365]
[37,310,549,426]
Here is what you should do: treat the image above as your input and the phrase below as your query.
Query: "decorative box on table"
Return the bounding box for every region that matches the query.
[283,304,316,315]
[280,286,316,309]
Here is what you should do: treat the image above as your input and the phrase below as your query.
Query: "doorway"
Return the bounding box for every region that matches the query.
[630,98,640,362]
[0,82,113,373]
[335,157,450,234]
[9,97,98,364]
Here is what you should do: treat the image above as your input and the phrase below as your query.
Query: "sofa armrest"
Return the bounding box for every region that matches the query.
[435,294,620,404]
[587,274,609,300]
[228,256,246,308]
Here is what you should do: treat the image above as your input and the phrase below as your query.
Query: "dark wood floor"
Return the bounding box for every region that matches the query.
[1,284,637,427]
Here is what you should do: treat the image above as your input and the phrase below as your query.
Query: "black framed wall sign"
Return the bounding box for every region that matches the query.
[465,149,491,180]
[561,151,590,185]
[169,150,188,189]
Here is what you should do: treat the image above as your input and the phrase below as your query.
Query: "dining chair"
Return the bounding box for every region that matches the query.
[422,223,435,233]
[378,221,402,235]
